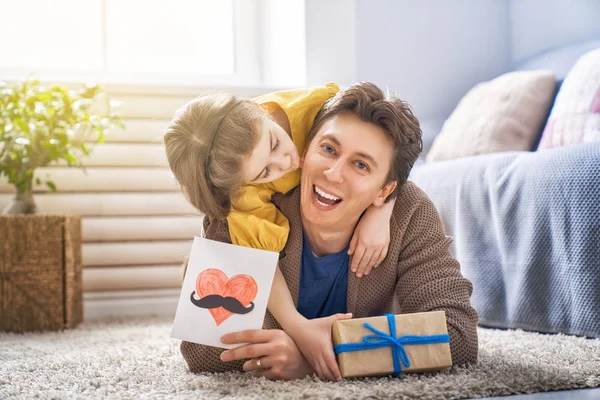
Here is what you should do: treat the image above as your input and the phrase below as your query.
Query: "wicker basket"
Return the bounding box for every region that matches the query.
[0,214,83,332]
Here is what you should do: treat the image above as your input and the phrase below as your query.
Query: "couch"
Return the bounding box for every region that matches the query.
[409,40,600,338]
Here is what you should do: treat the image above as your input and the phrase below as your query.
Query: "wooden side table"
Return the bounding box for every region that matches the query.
[0,215,83,332]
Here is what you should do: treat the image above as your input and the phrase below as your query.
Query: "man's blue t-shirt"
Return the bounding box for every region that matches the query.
[297,234,349,319]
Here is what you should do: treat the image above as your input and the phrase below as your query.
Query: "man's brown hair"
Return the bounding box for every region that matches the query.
[306,82,422,200]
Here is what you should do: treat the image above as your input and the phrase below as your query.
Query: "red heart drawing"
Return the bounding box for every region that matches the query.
[196,268,258,326]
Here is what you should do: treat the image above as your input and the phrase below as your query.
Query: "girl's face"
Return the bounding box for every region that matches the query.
[243,117,300,184]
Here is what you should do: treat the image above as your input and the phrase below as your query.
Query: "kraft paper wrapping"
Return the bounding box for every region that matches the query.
[331,311,453,378]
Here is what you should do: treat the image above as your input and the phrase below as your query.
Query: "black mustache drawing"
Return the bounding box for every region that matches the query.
[190,291,255,314]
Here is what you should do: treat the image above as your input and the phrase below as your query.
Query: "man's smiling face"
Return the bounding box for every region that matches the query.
[300,112,397,231]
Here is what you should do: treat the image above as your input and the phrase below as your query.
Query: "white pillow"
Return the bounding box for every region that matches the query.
[538,48,600,150]
[427,70,557,163]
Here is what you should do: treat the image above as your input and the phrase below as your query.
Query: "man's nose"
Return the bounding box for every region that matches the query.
[324,159,345,183]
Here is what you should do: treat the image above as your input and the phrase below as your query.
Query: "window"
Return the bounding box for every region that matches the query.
[0,0,260,86]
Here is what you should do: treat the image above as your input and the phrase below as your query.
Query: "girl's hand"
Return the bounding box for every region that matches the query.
[287,313,352,381]
[348,204,392,277]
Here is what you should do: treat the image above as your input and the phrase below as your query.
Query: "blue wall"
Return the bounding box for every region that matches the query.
[306,0,600,122]
[356,0,510,120]
[509,0,600,63]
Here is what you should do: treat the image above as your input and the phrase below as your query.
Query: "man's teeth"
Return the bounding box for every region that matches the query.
[316,199,333,207]
[314,186,340,201]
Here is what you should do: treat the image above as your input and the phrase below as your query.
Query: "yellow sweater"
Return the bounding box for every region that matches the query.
[227,82,340,252]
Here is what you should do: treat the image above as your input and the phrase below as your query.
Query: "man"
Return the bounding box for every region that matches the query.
[180,82,479,380]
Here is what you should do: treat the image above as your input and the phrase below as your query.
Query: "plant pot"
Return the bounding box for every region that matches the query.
[0,214,83,332]
[2,191,38,215]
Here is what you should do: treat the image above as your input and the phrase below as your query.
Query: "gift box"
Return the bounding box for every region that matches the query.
[332,311,452,378]
[0,215,83,332]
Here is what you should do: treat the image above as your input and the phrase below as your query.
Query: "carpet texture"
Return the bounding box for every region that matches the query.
[1,316,599,400]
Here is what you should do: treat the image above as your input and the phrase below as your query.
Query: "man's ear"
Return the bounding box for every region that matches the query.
[372,180,397,207]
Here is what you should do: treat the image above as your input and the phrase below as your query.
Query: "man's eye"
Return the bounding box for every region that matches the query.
[263,168,270,179]
[356,161,369,171]
[323,145,334,153]
[272,139,280,152]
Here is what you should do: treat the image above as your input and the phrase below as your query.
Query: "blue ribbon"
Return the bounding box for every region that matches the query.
[333,313,450,376]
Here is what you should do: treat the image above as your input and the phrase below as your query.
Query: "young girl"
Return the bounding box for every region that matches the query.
[164,83,395,381]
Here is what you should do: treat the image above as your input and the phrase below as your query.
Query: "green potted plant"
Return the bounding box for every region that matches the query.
[0,79,124,214]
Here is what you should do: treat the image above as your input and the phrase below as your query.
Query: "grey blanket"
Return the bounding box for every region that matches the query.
[409,142,600,337]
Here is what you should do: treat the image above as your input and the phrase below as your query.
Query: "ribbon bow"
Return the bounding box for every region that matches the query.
[333,313,450,375]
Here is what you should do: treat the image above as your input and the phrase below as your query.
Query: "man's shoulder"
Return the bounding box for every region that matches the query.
[391,181,438,226]
[272,185,301,216]
[395,180,432,206]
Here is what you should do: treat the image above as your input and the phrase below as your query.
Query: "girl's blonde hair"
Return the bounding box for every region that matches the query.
[164,92,266,219]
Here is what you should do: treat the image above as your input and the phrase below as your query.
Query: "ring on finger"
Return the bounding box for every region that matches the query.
[256,357,263,369]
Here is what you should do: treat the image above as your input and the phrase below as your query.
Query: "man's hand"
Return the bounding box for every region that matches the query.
[219,329,314,380]
[287,313,352,382]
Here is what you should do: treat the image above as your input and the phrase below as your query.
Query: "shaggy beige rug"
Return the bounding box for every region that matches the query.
[1,316,599,399]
